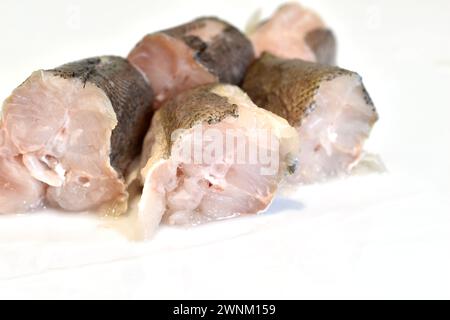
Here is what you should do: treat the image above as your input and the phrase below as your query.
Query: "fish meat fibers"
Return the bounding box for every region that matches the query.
[249,3,336,65]
[242,53,378,183]
[0,56,153,213]
[137,84,299,238]
[128,17,254,107]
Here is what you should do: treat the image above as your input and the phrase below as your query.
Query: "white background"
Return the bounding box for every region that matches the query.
[0,0,449,299]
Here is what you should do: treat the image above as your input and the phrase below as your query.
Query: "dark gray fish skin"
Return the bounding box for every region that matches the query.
[305,28,337,65]
[162,17,255,85]
[50,56,154,174]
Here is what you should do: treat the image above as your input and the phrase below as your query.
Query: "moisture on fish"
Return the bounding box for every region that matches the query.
[136,84,299,238]
[249,2,336,65]
[128,17,255,107]
[242,53,378,184]
[0,56,153,213]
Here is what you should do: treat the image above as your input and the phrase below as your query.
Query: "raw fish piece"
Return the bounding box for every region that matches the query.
[137,84,299,238]
[128,17,254,107]
[0,56,153,213]
[242,53,378,183]
[249,3,336,64]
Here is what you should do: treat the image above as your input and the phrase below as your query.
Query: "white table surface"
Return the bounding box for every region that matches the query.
[0,0,449,299]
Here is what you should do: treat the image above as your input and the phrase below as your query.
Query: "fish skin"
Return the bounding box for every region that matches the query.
[49,56,154,175]
[161,17,255,85]
[305,28,337,65]
[242,53,377,127]
[150,84,239,160]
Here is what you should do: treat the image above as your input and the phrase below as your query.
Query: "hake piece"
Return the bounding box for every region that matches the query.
[0,56,153,214]
[249,2,336,65]
[136,84,299,238]
[128,17,255,107]
[242,53,378,184]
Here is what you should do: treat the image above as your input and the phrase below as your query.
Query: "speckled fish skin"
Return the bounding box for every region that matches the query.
[242,53,378,183]
[158,85,238,157]
[50,56,154,174]
[243,53,375,126]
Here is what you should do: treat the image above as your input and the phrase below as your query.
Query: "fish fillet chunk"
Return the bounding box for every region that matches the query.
[242,53,378,184]
[128,17,254,107]
[249,2,336,65]
[0,56,153,214]
[137,84,299,238]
